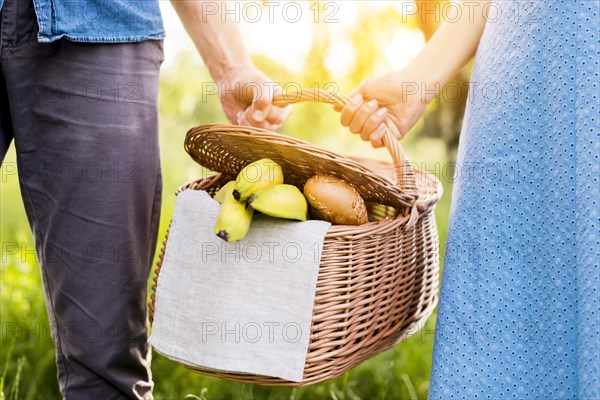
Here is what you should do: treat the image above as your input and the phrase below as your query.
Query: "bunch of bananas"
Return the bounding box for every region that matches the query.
[214,158,308,242]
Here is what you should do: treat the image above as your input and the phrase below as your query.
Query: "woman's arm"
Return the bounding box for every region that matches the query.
[405,0,490,102]
[172,1,291,129]
[341,0,490,147]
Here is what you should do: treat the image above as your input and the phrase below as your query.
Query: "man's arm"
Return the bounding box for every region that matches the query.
[171,1,291,129]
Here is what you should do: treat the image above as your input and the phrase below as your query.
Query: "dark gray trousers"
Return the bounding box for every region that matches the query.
[0,0,163,398]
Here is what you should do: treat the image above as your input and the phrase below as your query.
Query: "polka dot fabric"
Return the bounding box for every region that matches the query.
[429,2,599,399]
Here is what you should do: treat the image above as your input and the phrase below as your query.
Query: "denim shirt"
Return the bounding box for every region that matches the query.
[0,0,164,43]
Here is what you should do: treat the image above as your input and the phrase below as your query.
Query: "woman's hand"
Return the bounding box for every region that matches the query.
[340,1,491,148]
[340,70,429,148]
[218,66,292,130]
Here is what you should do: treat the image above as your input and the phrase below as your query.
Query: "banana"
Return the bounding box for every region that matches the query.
[214,182,254,242]
[247,184,308,221]
[213,181,236,203]
[233,158,284,201]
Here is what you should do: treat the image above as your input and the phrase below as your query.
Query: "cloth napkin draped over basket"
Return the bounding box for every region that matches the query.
[149,88,442,386]
[149,190,331,382]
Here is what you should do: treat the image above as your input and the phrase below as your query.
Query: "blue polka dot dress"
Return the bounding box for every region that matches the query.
[429,2,599,398]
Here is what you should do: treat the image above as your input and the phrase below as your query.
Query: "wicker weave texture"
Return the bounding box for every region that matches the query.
[149,89,442,386]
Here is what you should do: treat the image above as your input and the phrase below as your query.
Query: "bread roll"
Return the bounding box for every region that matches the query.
[303,175,368,225]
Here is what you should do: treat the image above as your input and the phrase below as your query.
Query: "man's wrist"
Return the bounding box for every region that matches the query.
[210,61,254,85]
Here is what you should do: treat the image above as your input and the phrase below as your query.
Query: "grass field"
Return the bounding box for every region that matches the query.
[0,57,453,399]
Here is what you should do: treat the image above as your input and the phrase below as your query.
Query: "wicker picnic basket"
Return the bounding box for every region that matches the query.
[149,88,442,386]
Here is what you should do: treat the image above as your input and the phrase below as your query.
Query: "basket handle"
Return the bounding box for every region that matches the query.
[271,88,417,199]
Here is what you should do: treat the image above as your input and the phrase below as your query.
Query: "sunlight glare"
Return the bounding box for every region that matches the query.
[325,40,356,78]
[384,28,425,71]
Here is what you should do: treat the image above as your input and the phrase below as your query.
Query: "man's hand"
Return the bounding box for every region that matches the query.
[171,1,292,130]
[218,66,292,130]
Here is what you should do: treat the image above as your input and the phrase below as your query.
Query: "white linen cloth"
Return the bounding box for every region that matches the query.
[149,190,331,382]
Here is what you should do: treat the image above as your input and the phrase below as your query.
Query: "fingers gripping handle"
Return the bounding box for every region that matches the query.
[271,88,417,198]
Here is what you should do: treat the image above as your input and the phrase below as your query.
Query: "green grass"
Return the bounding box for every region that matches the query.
[0,55,453,399]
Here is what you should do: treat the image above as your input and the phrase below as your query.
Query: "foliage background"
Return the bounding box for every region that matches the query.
[0,1,469,398]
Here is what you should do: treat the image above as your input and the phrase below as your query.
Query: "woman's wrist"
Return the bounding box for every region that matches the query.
[396,64,441,107]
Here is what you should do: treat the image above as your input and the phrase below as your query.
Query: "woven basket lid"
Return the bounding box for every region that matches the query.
[184,124,417,209]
